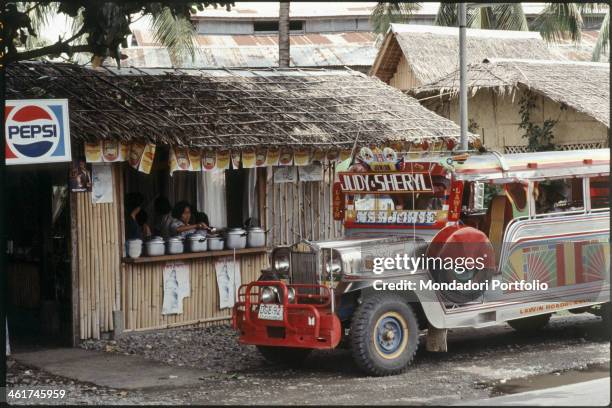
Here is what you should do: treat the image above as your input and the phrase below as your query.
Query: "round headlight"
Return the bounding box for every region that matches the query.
[273,251,290,273]
[287,287,296,303]
[324,251,343,276]
[260,286,277,304]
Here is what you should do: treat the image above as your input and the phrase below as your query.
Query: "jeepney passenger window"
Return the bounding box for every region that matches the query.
[534,178,583,214]
[590,176,610,209]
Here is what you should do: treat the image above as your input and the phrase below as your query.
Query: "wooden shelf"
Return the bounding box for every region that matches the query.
[122,247,269,264]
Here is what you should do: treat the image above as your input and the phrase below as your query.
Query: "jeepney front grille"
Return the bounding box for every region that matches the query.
[290,251,318,286]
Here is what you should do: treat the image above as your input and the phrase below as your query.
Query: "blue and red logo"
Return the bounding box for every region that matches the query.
[5,99,71,165]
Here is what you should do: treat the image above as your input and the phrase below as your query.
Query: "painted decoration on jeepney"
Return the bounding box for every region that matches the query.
[265,147,280,166]
[242,148,256,168]
[348,209,439,225]
[202,149,216,171]
[339,171,433,194]
[279,147,293,166]
[294,148,311,166]
[216,150,230,170]
[501,235,609,293]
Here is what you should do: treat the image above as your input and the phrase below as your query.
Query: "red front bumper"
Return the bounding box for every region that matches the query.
[232,281,342,349]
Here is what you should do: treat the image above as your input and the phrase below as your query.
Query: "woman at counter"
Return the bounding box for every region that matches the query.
[153,196,174,239]
[170,201,209,238]
[125,192,145,240]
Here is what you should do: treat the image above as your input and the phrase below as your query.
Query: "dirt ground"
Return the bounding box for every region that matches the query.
[7,313,610,405]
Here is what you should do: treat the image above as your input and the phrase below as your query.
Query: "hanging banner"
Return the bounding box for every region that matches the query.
[5,99,72,165]
[312,148,326,163]
[265,147,280,166]
[339,148,353,162]
[138,143,156,174]
[162,262,191,315]
[188,149,202,171]
[326,148,339,163]
[128,142,146,169]
[202,149,217,171]
[255,148,267,167]
[215,256,241,309]
[85,141,130,163]
[85,142,103,163]
[279,147,293,166]
[216,150,230,170]
[101,140,121,162]
[242,148,256,169]
[231,150,241,169]
[91,163,114,204]
[294,148,311,166]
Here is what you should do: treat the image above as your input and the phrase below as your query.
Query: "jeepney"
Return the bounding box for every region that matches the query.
[232,148,610,376]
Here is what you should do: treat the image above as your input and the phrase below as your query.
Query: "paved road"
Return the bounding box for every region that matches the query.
[7,314,610,405]
[463,378,610,406]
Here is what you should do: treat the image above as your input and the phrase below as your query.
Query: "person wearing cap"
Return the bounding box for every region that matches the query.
[415,177,448,210]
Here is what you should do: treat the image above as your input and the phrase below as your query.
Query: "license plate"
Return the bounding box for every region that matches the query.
[258,304,284,321]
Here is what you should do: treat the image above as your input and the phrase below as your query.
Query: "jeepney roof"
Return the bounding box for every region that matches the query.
[451,148,610,182]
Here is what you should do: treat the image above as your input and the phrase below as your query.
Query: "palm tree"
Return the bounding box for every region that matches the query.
[279,1,290,67]
[592,8,609,61]
[371,2,606,50]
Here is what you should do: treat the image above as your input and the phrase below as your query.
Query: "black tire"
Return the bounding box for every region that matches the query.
[256,345,312,367]
[350,293,419,376]
[507,313,551,333]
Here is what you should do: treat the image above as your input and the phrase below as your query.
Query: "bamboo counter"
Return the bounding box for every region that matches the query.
[121,248,269,332]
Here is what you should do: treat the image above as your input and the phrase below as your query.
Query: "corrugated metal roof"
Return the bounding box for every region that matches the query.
[125,31,377,68]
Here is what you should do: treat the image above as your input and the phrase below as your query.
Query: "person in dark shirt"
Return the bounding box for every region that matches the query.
[125,192,145,240]
[136,209,152,240]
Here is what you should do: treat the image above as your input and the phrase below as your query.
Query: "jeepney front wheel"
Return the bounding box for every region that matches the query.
[350,293,419,376]
[256,346,312,367]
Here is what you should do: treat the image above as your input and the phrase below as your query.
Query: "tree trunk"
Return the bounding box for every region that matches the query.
[278,1,290,68]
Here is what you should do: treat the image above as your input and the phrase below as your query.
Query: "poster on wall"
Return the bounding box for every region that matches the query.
[91,164,114,204]
[215,256,241,309]
[298,163,323,182]
[69,158,92,192]
[274,166,298,183]
[5,99,72,165]
[162,262,190,315]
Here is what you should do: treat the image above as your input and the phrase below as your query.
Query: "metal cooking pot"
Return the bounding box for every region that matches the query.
[207,235,224,251]
[145,236,165,256]
[127,239,143,259]
[246,227,266,248]
[165,236,184,255]
[224,228,247,250]
[187,233,207,252]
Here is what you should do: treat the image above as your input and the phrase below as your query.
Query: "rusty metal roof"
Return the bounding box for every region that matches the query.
[125,31,377,69]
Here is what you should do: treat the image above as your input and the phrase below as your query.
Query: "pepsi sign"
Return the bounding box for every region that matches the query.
[5,99,71,165]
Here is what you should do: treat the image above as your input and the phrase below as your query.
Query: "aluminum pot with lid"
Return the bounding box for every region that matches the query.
[165,236,184,254]
[246,227,266,248]
[187,233,207,252]
[224,228,247,250]
[145,236,165,256]
[207,234,224,251]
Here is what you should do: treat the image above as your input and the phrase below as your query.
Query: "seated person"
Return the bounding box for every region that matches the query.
[414,177,448,210]
[153,196,173,239]
[136,209,152,240]
[125,192,145,240]
[170,201,208,238]
[194,211,211,230]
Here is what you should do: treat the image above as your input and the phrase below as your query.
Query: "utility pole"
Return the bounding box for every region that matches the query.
[459,2,468,151]
[279,1,290,68]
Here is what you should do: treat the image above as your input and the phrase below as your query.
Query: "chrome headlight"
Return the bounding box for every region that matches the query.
[324,249,343,278]
[260,286,277,304]
[272,249,290,273]
[287,287,296,303]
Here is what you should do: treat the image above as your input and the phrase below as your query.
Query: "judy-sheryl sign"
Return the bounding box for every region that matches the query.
[339,172,433,194]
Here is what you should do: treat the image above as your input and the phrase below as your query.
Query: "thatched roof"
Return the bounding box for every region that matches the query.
[412,58,610,128]
[370,24,558,86]
[6,62,474,149]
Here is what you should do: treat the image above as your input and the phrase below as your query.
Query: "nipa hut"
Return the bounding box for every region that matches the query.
[411,58,610,152]
[369,24,558,91]
[5,61,473,345]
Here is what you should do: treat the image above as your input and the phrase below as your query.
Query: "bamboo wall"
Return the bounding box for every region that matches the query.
[389,55,422,91]
[121,253,267,331]
[73,164,123,340]
[263,163,344,246]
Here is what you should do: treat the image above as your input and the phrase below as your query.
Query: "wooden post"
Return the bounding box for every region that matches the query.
[426,324,448,352]
[69,192,80,347]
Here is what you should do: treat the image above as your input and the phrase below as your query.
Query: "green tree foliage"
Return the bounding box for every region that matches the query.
[518,91,557,152]
[2,1,234,66]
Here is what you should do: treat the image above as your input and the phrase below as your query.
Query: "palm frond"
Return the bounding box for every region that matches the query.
[150,6,198,65]
[592,9,610,61]
[534,2,583,43]
[491,3,528,31]
[435,2,458,27]
[370,2,421,35]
